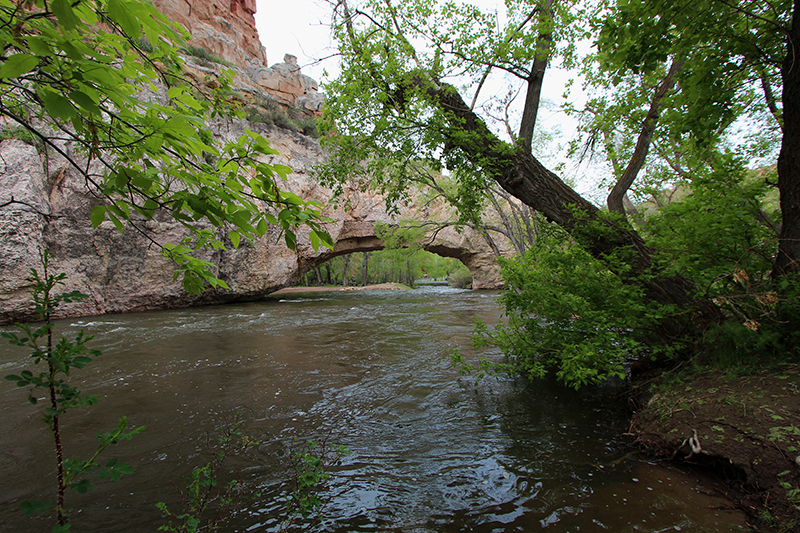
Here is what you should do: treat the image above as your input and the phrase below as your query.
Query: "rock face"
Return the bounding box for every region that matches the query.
[152,0,265,68]
[151,0,323,112]
[0,1,509,324]
[0,120,508,324]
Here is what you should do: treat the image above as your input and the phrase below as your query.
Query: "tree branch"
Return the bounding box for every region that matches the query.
[607,55,686,221]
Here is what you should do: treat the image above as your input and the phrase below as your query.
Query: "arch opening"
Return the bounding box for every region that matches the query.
[296,243,474,289]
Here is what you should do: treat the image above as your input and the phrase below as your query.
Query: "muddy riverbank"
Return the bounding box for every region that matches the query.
[629,363,800,530]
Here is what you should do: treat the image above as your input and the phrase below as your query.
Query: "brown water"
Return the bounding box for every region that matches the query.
[0,286,747,531]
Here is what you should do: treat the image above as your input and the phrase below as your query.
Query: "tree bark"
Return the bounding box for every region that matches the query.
[518,0,554,153]
[342,254,352,287]
[773,0,800,279]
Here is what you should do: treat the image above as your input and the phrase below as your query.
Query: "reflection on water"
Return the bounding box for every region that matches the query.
[0,287,745,531]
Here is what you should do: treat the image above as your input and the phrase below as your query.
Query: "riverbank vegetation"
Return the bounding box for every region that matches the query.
[318,0,800,527]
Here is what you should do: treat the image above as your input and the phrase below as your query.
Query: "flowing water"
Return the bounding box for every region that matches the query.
[0,286,746,532]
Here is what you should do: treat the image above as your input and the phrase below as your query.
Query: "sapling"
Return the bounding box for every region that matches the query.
[3,252,143,531]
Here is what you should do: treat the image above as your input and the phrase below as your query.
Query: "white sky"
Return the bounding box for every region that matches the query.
[254,0,338,82]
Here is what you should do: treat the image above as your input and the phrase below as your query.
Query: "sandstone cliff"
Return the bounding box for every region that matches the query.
[150,0,323,112]
[0,117,506,324]
[0,2,507,324]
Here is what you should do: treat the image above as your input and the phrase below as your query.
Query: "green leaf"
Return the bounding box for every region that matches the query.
[107,0,142,38]
[284,230,297,249]
[106,211,124,232]
[51,0,81,31]
[71,478,94,494]
[69,91,102,116]
[90,205,106,227]
[39,90,76,121]
[26,37,52,56]
[229,230,241,248]
[273,164,292,180]
[20,498,52,516]
[0,54,38,79]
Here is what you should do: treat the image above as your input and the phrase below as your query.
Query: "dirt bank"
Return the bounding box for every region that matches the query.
[629,364,800,530]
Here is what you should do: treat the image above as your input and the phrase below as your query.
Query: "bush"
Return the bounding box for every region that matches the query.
[475,156,799,389]
[244,99,320,139]
[181,45,234,68]
[477,221,664,389]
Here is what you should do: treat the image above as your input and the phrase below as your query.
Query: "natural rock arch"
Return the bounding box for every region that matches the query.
[300,220,503,289]
[0,124,510,323]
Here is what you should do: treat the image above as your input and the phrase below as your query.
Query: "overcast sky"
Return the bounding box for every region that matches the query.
[253,0,338,83]
[253,0,508,84]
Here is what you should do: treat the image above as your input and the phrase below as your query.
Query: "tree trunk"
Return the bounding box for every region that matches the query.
[361,252,370,286]
[518,0,554,153]
[489,192,526,255]
[324,263,331,285]
[342,254,352,287]
[607,55,685,222]
[428,79,724,343]
[773,0,800,279]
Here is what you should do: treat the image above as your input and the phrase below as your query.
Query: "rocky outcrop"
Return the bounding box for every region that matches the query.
[0,118,508,324]
[151,0,323,112]
[0,0,509,324]
[152,0,265,68]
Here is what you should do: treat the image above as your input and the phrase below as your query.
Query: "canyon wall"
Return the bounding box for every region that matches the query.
[0,118,507,324]
[0,1,508,324]
[150,0,323,112]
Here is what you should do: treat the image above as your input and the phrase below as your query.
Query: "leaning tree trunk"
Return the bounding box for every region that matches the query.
[428,79,724,345]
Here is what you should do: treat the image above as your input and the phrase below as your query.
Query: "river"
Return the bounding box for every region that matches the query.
[0,286,746,531]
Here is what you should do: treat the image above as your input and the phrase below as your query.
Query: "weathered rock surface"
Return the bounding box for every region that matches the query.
[151,0,323,112]
[0,119,508,324]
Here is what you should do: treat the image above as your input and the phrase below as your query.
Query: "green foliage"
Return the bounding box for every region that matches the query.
[645,158,777,289]
[643,157,800,367]
[476,222,668,389]
[0,0,332,293]
[181,45,234,67]
[567,0,785,201]
[2,252,142,529]
[448,262,472,288]
[157,419,259,533]
[478,155,798,387]
[244,98,320,138]
[280,439,347,530]
[0,126,44,152]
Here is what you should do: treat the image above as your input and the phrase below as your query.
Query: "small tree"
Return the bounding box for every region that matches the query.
[3,252,144,530]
